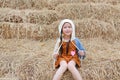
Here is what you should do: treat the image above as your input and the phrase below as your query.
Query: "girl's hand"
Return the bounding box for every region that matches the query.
[53,53,59,59]
[78,50,85,56]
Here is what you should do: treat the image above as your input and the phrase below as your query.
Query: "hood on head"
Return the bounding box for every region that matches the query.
[58,19,75,40]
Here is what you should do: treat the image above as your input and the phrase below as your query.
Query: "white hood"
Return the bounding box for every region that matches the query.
[53,19,76,56]
[58,19,75,40]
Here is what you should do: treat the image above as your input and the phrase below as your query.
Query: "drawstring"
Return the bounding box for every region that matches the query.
[56,43,63,55]
[53,42,63,70]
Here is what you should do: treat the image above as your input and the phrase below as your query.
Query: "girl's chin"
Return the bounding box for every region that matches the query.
[64,34,71,36]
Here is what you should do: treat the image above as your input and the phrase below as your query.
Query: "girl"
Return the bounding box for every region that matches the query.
[52,19,86,80]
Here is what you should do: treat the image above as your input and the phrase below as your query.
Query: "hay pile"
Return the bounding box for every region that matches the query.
[0,22,53,41]
[0,0,120,80]
[0,18,118,41]
[0,9,59,24]
[0,3,120,40]
[0,0,49,9]
[0,38,120,80]
[74,19,117,39]
[81,59,120,80]
[55,3,120,22]
[26,10,59,24]
[48,0,120,9]
[0,18,119,41]
[0,0,120,10]
[55,3,120,39]
[16,59,120,80]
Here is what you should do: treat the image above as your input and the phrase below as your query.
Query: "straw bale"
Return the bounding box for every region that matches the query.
[74,19,117,39]
[49,0,120,10]
[0,9,59,24]
[0,0,119,10]
[0,23,28,39]
[2,9,25,23]
[0,17,119,40]
[0,0,49,10]
[0,22,57,41]
[27,10,59,24]
[17,54,53,80]
[80,0,120,5]
[81,59,120,80]
[55,3,120,23]
[0,54,23,78]
[48,0,80,9]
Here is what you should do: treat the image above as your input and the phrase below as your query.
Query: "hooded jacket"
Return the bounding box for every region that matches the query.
[53,19,86,59]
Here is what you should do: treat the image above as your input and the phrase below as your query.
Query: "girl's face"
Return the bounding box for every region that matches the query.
[62,22,72,37]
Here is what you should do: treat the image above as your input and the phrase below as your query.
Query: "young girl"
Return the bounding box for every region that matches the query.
[52,19,86,80]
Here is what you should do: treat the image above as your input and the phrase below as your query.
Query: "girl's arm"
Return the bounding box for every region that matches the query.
[52,39,60,59]
[74,38,86,59]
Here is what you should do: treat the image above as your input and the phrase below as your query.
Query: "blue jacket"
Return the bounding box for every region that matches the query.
[74,38,86,59]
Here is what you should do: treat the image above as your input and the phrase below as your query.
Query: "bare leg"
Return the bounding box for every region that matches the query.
[53,60,67,80]
[68,60,82,80]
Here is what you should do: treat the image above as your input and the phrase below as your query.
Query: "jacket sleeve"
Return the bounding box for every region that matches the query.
[75,38,86,59]
[53,38,60,54]
[75,38,85,51]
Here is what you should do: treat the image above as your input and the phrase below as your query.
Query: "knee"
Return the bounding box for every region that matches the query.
[67,61,75,70]
[60,62,67,68]
[60,61,68,70]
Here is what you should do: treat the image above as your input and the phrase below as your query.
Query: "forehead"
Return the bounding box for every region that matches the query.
[63,22,71,26]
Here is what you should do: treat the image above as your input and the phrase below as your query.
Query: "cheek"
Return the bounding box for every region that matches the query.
[70,29,73,33]
[62,29,66,33]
